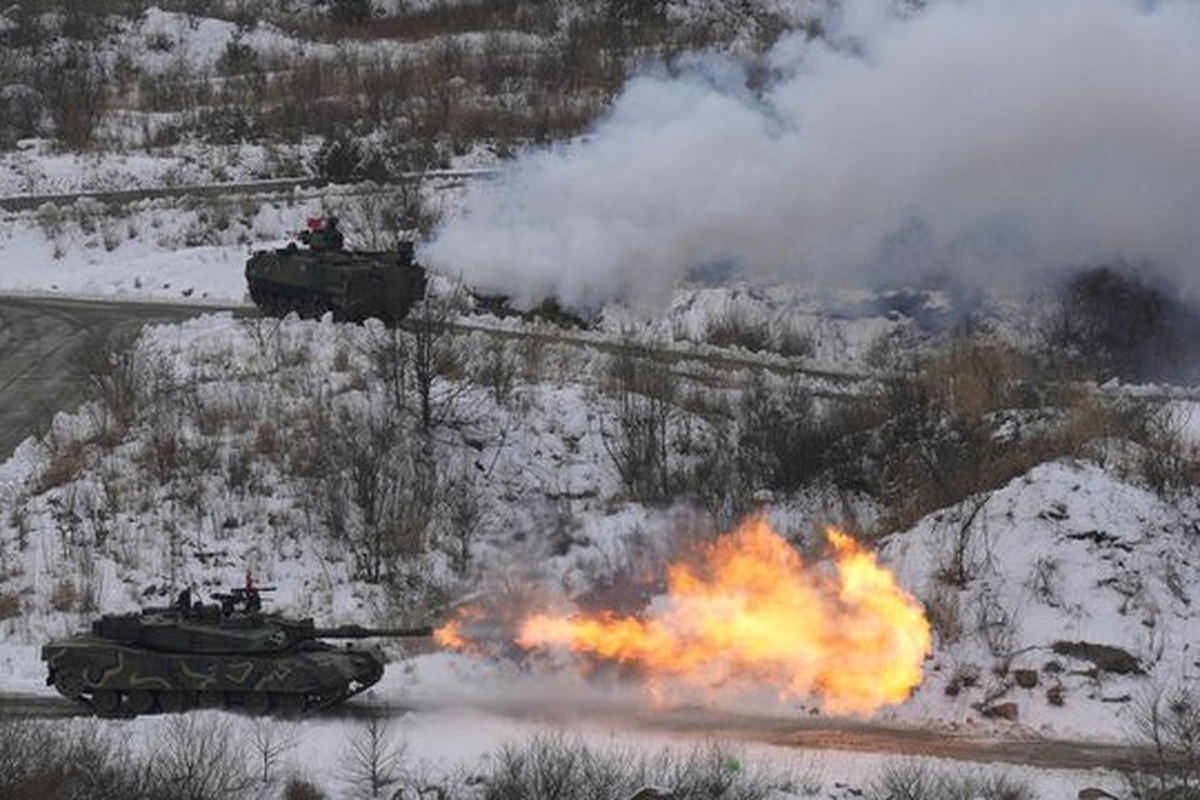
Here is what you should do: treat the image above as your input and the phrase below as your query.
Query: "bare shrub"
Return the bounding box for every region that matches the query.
[872,340,1061,531]
[369,325,412,413]
[705,306,771,352]
[487,733,625,800]
[1058,393,1200,494]
[476,338,518,407]
[329,0,372,26]
[735,372,828,495]
[443,460,484,575]
[0,83,47,147]
[342,188,400,250]
[39,41,107,149]
[216,32,262,77]
[680,415,745,522]
[147,713,255,799]
[775,324,813,358]
[1131,402,1200,494]
[0,720,146,799]
[408,294,468,431]
[485,734,797,800]
[50,578,78,611]
[37,437,87,492]
[867,762,1034,800]
[284,777,328,800]
[1127,684,1200,796]
[1042,265,1200,383]
[925,581,963,646]
[313,130,368,183]
[602,348,678,504]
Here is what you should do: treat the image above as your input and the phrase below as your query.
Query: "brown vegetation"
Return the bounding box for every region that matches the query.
[1,0,805,154]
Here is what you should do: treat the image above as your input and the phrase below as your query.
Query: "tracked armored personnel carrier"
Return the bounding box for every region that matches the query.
[42,586,432,717]
[245,240,428,324]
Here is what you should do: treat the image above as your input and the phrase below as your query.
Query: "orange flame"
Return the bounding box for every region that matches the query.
[439,515,931,714]
[434,618,468,649]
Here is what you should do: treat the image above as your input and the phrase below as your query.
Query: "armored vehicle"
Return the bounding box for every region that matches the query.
[42,586,432,717]
[245,240,427,324]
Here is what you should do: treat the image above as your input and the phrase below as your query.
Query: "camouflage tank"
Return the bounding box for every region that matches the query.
[245,240,428,324]
[42,587,432,718]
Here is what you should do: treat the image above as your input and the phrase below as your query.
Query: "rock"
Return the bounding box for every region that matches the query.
[628,787,674,800]
[981,702,1019,721]
[1078,789,1119,800]
[1014,669,1039,689]
[1052,641,1144,675]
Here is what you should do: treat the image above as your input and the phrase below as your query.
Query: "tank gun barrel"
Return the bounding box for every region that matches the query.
[311,624,434,639]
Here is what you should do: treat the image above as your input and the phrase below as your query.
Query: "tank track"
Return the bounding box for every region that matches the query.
[48,664,383,718]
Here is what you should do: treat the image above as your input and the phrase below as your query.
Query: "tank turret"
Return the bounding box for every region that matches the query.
[42,586,432,718]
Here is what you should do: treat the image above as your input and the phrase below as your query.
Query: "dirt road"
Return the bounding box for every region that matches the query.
[0,689,1148,774]
[0,295,233,459]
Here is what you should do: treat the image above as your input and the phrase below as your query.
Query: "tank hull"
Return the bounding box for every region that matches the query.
[245,245,427,324]
[42,636,384,717]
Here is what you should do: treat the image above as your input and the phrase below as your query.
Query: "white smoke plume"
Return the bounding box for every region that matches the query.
[420,0,1200,311]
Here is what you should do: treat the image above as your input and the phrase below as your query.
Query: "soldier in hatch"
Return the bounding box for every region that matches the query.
[299,215,345,252]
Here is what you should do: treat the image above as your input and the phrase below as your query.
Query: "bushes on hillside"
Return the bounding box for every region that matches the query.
[1043,265,1200,383]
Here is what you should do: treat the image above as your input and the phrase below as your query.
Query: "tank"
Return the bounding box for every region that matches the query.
[245,241,428,324]
[41,586,433,718]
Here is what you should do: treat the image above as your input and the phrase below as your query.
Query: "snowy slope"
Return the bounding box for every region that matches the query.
[887,461,1200,740]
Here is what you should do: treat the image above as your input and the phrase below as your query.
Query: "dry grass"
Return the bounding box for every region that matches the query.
[0,592,21,620]
[37,439,88,492]
[872,338,1196,533]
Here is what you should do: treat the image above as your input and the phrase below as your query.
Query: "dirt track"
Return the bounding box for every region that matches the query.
[0,295,230,459]
[0,689,1149,773]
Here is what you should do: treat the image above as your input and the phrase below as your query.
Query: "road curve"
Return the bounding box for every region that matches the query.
[0,295,237,460]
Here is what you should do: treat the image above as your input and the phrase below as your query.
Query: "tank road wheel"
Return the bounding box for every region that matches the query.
[275,693,305,719]
[243,692,272,716]
[128,690,156,716]
[157,690,191,713]
[53,669,85,699]
[269,293,290,317]
[197,690,224,710]
[92,689,122,716]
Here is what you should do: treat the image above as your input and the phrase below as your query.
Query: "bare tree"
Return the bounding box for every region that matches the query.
[406,293,470,433]
[250,718,298,784]
[378,447,440,563]
[340,711,406,799]
[84,329,140,444]
[343,185,408,251]
[40,41,107,149]
[368,325,411,416]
